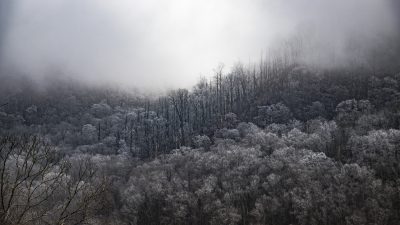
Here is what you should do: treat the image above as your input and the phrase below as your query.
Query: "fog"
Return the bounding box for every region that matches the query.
[0,0,398,90]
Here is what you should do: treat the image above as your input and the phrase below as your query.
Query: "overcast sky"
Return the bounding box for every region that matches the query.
[0,0,398,89]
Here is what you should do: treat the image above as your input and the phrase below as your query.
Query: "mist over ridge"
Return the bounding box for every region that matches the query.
[0,0,399,90]
[2,2,400,225]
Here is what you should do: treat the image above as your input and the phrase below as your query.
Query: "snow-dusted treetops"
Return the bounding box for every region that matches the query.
[1,36,400,225]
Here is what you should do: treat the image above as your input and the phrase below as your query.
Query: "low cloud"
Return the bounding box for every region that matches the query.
[0,0,398,89]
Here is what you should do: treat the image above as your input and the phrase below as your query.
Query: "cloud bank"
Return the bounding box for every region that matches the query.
[0,0,398,89]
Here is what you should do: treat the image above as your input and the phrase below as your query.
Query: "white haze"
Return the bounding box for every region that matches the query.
[0,0,398,90]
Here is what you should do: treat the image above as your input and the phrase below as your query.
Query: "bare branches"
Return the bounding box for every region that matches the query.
[0,135,104,225]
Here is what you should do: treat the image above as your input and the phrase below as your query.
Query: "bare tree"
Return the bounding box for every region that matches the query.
[169,89,189,146]
[0,135,104,225]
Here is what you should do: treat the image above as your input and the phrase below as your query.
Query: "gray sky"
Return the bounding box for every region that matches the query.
[0,0,398,90]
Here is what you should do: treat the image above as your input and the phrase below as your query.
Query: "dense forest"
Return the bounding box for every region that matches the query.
[1,34,400,225]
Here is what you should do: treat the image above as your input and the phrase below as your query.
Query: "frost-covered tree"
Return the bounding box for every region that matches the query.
[255,103,292,127]
[0,136,104,225]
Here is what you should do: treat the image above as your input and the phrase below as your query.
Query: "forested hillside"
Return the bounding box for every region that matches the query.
[1,35,400,224]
